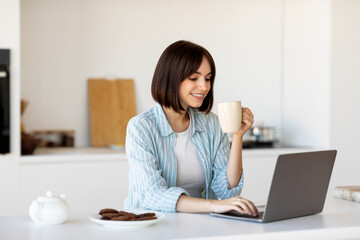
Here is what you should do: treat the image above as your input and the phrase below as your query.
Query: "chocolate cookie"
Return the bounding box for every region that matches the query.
[117,211,129,216]
[98,208,157,221]
[101,212,119,219]
[137,212,156,218]
[125,212,138,219]
[99,208,118,215]
[111,215,131,221]
[137,216,157,221]
[101,215,111,220]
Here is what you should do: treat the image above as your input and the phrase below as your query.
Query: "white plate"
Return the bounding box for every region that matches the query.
[89,210,164,228]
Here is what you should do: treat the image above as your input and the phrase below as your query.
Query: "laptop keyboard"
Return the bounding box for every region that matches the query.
[223,210,264,219]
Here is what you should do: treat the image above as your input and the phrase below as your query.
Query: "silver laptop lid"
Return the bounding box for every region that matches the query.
[262,150,336,223]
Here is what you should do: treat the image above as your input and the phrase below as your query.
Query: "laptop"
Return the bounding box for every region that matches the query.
[211,150,337,223]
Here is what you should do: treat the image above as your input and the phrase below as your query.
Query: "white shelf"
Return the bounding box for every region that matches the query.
[30,147,125,155]
[20,147,127,164]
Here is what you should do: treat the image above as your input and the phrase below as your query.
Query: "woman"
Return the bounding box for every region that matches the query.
[124,40,258,216]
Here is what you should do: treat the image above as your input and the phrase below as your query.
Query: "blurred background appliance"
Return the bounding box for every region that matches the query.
[0,49,10,154]
[242,122,278,148]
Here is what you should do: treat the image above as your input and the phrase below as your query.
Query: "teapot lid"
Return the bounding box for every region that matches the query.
[37,191,67,202]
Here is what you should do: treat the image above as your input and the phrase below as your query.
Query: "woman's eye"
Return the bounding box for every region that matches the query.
[189,77,197,81]
[206,78,211,81]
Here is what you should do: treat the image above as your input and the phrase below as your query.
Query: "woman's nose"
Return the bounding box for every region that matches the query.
[197,77,209,90]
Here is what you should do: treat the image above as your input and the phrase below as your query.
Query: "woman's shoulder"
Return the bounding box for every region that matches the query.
[128,105,158,129]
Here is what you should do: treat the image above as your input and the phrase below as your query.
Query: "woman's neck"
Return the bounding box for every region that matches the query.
[162,106,190,133]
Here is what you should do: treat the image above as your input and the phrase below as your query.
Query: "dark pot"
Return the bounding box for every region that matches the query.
[21,133,38,155]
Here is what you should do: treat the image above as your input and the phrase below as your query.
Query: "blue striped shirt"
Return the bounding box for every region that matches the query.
[124,103,244,212]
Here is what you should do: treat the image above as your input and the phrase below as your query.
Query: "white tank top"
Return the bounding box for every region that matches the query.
[174,118,205,198]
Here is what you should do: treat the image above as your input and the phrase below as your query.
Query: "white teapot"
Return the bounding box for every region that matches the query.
[29,191,70,225]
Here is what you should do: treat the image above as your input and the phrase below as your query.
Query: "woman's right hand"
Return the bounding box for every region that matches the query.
[209,196,259,216]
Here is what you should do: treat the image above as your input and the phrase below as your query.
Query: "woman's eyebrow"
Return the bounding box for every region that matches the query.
[194,71,212,76]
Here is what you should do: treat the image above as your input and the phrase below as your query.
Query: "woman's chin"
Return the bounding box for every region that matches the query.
[190,103,203,108]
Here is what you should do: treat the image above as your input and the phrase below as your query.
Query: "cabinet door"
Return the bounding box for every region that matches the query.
[19,161,130,214]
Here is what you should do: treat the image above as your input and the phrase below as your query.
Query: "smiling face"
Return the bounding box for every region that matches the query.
[152,40,216,114]
[179,57,212,110]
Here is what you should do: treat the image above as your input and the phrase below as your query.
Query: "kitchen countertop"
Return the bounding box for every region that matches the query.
[1,197,360,240]
[19,147,315,164]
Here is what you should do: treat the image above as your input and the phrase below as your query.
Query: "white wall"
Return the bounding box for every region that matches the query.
[0,0,20,215]
[21,0,283,147]
[282,0,331,148]
[329,0,360,190]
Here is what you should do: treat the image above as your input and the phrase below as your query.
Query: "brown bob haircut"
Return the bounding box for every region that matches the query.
[151,40,216,114]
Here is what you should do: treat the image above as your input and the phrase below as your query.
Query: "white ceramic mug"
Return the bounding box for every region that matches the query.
[217,101,242,133]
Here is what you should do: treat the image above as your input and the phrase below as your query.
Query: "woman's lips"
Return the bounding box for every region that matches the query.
[191,93,205,100]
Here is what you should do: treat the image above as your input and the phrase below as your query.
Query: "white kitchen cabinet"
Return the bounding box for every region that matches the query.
[18,150,129,215]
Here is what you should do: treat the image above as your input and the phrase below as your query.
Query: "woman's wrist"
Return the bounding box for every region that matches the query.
[177,195,217,213]
[232,132,243,140]
[207,199,216,212]
[231,132,243,147]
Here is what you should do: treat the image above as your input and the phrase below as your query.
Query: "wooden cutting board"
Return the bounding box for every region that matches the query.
[88,78,137,147]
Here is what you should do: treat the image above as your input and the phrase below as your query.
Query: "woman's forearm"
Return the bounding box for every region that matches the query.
[176,195,214,213]
[176,194,259,216]
[226,133,243,189]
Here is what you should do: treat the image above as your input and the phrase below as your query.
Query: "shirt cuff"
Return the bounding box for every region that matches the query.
[211,171,244,200]
[161,187,189,212]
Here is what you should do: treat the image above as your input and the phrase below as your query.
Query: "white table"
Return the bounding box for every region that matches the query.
[1,198,360,240]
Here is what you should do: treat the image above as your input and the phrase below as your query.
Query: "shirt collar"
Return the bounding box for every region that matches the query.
[188,107,205,136]
[155,104,205,137]
[154,103,173,137]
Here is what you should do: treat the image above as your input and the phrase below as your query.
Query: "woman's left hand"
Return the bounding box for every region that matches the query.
[234,107,254,137]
